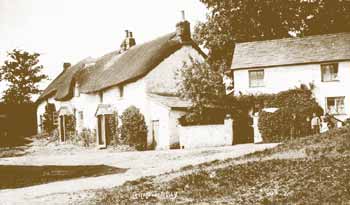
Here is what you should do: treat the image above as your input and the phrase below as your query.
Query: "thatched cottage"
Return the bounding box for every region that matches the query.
[231,32,350,121]
[36,17,206,149]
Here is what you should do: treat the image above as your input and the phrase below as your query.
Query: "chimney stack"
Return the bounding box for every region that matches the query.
[63,62,71,71]
[120,30,136,51]
[176,10,191,43]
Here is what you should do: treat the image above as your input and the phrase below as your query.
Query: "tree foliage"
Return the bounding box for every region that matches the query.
[194,0,350,68]
[0,49,48,104]
[177,57,228,125]
[120,106,148,150]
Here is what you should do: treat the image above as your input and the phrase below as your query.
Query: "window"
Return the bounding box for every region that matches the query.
[249,70,264,88]
[321,63,338,82]
[326,97,345,115]
[99,92,103,103]
[79,111,84,121]
[119,86,124,98]
[74,83,80,97]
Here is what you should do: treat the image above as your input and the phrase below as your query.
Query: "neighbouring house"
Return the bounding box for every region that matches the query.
[36,16,208,149]
[231,32,350,121]
[0,103,37,145]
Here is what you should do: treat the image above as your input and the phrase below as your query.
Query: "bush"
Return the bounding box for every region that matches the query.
[64,114,76,140]
[120,106,148,151]
[42,103,57,134]
[257,85,323,142]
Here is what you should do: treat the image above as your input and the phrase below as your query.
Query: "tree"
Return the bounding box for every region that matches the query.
[194,0,350,69]
[120,106,148,150]
[0,49,48,104]
[177,57,228,125]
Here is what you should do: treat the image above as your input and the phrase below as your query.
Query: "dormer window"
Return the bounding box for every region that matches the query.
[321,63,338,82]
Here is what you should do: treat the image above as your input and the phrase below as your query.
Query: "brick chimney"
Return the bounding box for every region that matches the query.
[120,30,136,51]
[176,11,191,43]
[63,62,71,71]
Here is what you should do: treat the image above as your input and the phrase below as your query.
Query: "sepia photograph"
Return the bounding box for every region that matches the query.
[0,0,350,204]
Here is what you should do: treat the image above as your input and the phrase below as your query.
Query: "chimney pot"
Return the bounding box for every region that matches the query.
[125,30,129,37]
[176,11,191,43]
[181,10,186,21]
[63,62,71,71]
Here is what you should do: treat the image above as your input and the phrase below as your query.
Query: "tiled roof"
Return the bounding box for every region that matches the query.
[231,32,350,70]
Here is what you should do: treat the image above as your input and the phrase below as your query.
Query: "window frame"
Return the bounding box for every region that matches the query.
[321,63,339,82]
[326,96,345,115]
[119,85,124,99]
[249,69,265,88]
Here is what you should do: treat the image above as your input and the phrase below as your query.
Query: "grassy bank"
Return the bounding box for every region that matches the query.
[90,127,350,204]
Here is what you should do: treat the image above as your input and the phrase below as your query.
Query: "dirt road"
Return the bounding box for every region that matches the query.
[0,143,277,204]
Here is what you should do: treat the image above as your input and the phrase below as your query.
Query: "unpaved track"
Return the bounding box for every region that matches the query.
[0,144,277,204]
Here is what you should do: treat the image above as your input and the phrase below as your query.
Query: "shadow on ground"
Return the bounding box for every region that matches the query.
[0,165,127,189]
[0,136,33,158]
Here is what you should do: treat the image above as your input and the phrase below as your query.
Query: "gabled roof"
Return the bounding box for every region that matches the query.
[38,32,204,102]
[231,32,350,70]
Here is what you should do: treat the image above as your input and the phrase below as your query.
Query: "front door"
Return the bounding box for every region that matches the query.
[59,116,65,142]
[97,115,107,148]
[151,120,159,149]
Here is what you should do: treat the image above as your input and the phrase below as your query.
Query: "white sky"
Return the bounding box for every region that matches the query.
[0,0,208,99]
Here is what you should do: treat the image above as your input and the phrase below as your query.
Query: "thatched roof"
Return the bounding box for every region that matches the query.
[38,58,93,101]
[231,32,350,70]
[38,32,204,102]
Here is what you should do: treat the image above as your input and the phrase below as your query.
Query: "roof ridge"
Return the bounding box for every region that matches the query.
[236,32,350,45]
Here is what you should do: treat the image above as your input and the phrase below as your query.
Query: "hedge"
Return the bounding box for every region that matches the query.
[257,85,323,142]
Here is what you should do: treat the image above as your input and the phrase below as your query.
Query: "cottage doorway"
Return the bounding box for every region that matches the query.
[97,115,106,148]
[151,120,160,148]
[59,115,66,142]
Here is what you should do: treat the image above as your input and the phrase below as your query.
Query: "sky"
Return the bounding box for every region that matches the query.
[0,0,208,99]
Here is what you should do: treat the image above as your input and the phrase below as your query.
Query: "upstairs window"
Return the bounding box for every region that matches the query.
[99,92,103,103]
[119,86,124,98]
[326,97,345,115]
[249,70,264,88]
[321,63,338,82]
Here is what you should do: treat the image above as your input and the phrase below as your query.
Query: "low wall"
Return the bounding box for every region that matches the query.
[179,118,233,149]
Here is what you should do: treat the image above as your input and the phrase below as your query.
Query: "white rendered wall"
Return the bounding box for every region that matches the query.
[179,118,233,149]
[233,61,350,120]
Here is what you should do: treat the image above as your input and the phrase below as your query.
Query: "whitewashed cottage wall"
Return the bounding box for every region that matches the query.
[234,61,350,120]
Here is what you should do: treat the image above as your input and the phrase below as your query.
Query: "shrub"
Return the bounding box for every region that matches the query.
[64,114,76,139]
[42,103,57,134]
[120,106,148,151]
[257,85,323,142]
[80,128,95,147]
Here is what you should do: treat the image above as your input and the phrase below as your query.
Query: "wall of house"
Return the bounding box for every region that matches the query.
[36,92,101,134]
[168,110,186,147]
[36,45,204,148]
[148,100,171,149]
[233,61,350,120]
[145,46,205,95]
[179,118,233,149]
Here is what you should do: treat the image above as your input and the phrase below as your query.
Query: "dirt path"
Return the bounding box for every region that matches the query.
[0,143,277,204]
